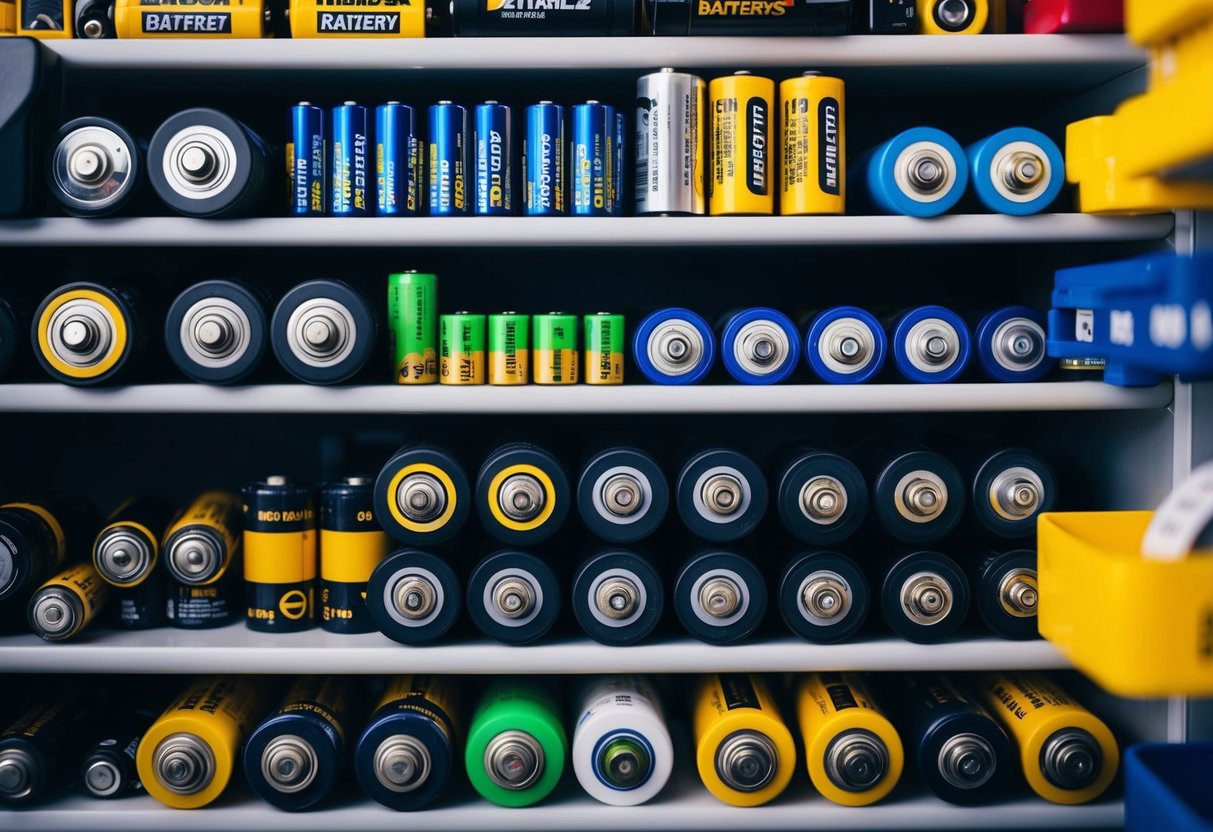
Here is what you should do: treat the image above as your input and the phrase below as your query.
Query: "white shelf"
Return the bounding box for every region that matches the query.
[0,214,1174,248]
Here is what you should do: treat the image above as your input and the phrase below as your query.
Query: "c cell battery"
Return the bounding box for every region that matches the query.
[967,447,1057,539]
[917,0,988,34]
[114,0,269,36]
[676,447,768,542]
[779,550,869,643]
[972,548,1038,640]
[967,127,1064,215]
[0,681,97,806]
[366,548,462,645]
[576,445,668,544]
[476,441,571,546]
[488,312,530,385]
[375,443,471,546]
[709,72,774,216]
[440,312,486,385]
[572,676,674,806]
[165,279,271,385]
[465,680,566,808]
[772,447,867,546]
[864,443,965,545]
[162,490,242,588]
[886,305,973,384]
[533,312,579,385]
[74,0,116,37]
[47,117,142,217]
[648,0,851,34]
[289,0,427,36]
[571,547,664,646]
[632,307,715,385]
[854,127,968,217]
[780,72,845,215]
[242,476,316,633]
[466,549,561,645]
[0,496,96,605]
[33,281,146,386]
[973,306,1052,383]
[583,314,624,384]
[452,0,634,35]
[388,271,439,384]
[319,477,390,634]
[718,307,800,385]
[673,548,766,644]
[803,306,886,384]
[879,550,971,643]
[271,279,377,384]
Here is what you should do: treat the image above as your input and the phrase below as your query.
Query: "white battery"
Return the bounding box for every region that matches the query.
[571,675,674,806]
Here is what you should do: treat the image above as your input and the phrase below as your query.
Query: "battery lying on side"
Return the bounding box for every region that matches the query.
[375,443,471,546]
[33,281,145,386]
[162,490,242,587]
[47,117,142,217]
[0,682,96,806]
[366,547,462,645]
[27,561,109,641]
[242,476,317,633]
[465,680,566,808]
[148,108,270,218]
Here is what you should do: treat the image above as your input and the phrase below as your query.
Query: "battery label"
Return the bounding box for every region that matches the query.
[821,673,858,711]
[986,673,1071,721]
[486,0,591,16]
[720,674,761,710]
[295,135,324,214]
[746,97,768,195]
[477,130,508,212]
[142,12,229,30]
[167,583,234,625]
[817,97,840,195]
[317,11,399,28]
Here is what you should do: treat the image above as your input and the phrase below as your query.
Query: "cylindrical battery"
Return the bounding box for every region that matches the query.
[674,549,765,644]
[165,571,239,629]
[976,672,1118,805]
[440,312,487,385]
[648,0,851,34]
[533,312,579,385]
[354,674,460,811]
[887,305,972,384]
[0,497,95,605]
[242,476,317,633]
[476,441,571,546]
[572,101,616,217]
[973,548,1038,640]
[287,0,428,36]
[319,477,389,634]
[718,307,799,385]
[243,676,357,811]
[33,281,144,386]
[692,674,795,807]
[635,68,706,216]
[271,279,377,385]
[780,72,845,216]
[162,490,242,587]
[137,677,269,809]
[918,0,988,34]
[114,0,270,36]
[27,561,109,641]
[0,682,95,806]
[855,127,968,217]
[467,549,561,645]
[867,444,965,544]
[795,672,904,806]
[709,72,774,216]
[632,307,715,385]
[488,312,530,385]
[474,101,512,216]
[47,117,142,217]
[676,448,768,542]
[331,101,370,217]
[165,279,270,385]
[973,306,1052,383]
[465,680,566,808]
[375,443,471,546]
[968,447,1056,539]
[79,695,164,800]
[523,102,565,217]
[804,306,886,384]
[779,550,869,644]
[376,102,422,217]
[774,447,867,546]
[289,102,326,217]
[577,446,668,544]
[451,0,634,35]
[571,548,664,646]
[111,574,167,631]
[572,676,673,806]
[74,0,116,38]
[388,271,439,385]
[428,101,468,216]
[367,548,462,645]
[879,550,971,643]
[147,108,270,218]
[966,127,1063,216]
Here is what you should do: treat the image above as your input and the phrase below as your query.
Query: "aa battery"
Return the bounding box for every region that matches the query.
[93,497,175,589]
[451,0,634,36]
[880,550,971,643]
[708,72,774,216]
[533,312,579,385]
[440,312,487,385]
[47,117,142,217]
[331,101,370,217]
[271,279,377,384]
[974,306,1052,383]
[162,490,242,587]
[27,561,109,641]
[967,127,1063,215]
[165,279,270,385]
[137,677,268,809]
[79,696,164,799]
[674,549,766,644]
[779,550,869,643]
[473,101,512,216]
[523,102,565,216]
[635,69,706,216]
[856,127,968,217]
[113,0,270,37]
[467,549,561,645]
[288,0,428,36]
[428,101,468,216]
[243,676,356,811]
[977,672,1118,804]
[374,103,423,217]
[692,674,795,807]
[648,0,851,34]
[804,306,886,384]
[112,575,167,630]
[367,548,461,645]
[973,549,1038,640]
[969,447,1056,539]
[676,448,768,542]
[375,444,471,546]
[33,281,143,386]
[319,477,390,634]
[74,0,116,37]
[354,675,459,811]
[488,312,530,384]
[774,448,868,546]
[868,445,965,544]
[571,101,616,217]
[918,0,988,34]
[718,307,800,385]
[572,548,664,646]
[148,108,270,218]
[779,72,845,216]
[795,673,904,806]
[165,572,239,629]
[289,102,326,217]
[477,441,571,546]
[632,307,716,385]
[0,497,93,605]
[242,476,317,633]
[572,676,673,806]
[576,446,669,544]
[388,271,439,384]
[0,682,95,806]
[465,681,566,808]
[887,305,972,384]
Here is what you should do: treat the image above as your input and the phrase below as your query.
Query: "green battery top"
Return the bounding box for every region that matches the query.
[464,680,567,808]
[532,313,579,351]
[488,313,531,354]
[584,313,624,354]
[441,313,487,353]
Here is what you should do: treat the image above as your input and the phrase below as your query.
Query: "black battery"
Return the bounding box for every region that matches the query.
[320,477,389,634]
[453,0,635,34]
[476,441,571,547]
[374,444,471,547]
[576,446,669,545]
[110,571,167,630]
[0,681,97,806]
[165,279,272,385]
[864,444,965,545]
[675,448,768,543]
[165,569,239,629]
[878,550,970,643]
[366,548,462,646]
[972,548,1038,640]
[673,548,766,644]
[0,496,98,606]
[466,549,561,645]
[571,547,664,646]
[773,447,867,546]
[859,0,915,31]
[779,549,868,644]
[242,477,317,633]
[79,694,165,799]
[270,280,378,385]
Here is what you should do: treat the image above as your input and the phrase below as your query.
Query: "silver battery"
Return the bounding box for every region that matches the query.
[49,122,139,216]
[165,530,225,585]
[635,68,706,215]
[83,759,123,798]
[0,748,36,800]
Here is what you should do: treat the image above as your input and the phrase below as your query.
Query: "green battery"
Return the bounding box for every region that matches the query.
[488,312,530,386]
[388,271,438,385]
[584,312,625,385]
[440,312,486,385]
[533,313,579,385]
[465,680,567,808]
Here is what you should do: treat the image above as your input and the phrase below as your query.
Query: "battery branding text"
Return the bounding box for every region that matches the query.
[142,12,230,31]
[317,11,400,30]
[719,674,761,711]
[746,96,767,196]
[597,323,612,380]
[535,132,556,208]
[820,673,858,711]
[477,129,505,211]
[316,0,411,5]
[818,97,839,195]
[139,0,228,5]
[486,0,592,18]
[697,0,787,16]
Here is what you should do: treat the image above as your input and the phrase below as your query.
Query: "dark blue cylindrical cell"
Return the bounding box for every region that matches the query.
[428,101,468,216]
[889,305,972,384]
[572,548,664,646]
[775,448,867,546]
[331,101,370,217]
[974,306,1052,383]
[376,102,422,217]
[804,306,887,384]
[673,549,766,645]
[869,445,965,545]
[966,128,1064,216]
[366,548,462,646]
[290,102,326,217]
[466,549,561,645]
[779,550,869,643]
[857,127,968,217]
[969,448,1057,540]
[612,109,625,215]
[523,102,565,216]
[632,308,716,385]
[474,101,512,216]
[577,446,669,544]
[572,101,615,217]
[880,551,970,643]
[718,307,800,385]
[676,448,768,543]
[973,549,1038,641]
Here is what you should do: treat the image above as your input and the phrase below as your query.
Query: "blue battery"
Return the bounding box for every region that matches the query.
[332,101,370,217]
[889,305,972,384]
[290,102,325,217]
[857,127,968,218]
[966,127,1064,216]
[473,101,512,216]
[571,100,615,217]
[524,102,565,216]
[974,305,1052,383]
[718,307,800,385]
[376,102,422,217]
[804,306,887,384]
[612,109,625,215]
[428,101,468,216]
[632,307,716,385]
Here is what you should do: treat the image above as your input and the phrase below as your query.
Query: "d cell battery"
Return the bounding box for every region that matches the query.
[242,476,317,633]
[320,477,389,634]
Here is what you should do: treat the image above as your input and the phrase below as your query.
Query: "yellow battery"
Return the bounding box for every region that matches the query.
[779,73,845,216]
[114,0,269,38]
[692,674,796,807]
[28,562,109,641]
[15,0,71,37]
[0,1,14,34]
[288,0,425,37]
[242,478,317,632]
[709,72,775,216]
[795,672,904,807]
[137,677,269,809]
[977,672,1118,805]
[163,491,242,586]
[917,0,989,34]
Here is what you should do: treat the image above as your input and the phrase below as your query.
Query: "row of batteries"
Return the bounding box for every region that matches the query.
[49,72,1066,220]
[9,274,1060,386]
[0,441,1056,646]
[0,672,1120,811]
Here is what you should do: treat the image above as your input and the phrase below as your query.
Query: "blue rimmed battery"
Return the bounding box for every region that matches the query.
[966,127,1063,216]
[376,102,422,217]
[290,102,325,217]
[974,306,1052,383]
[804,306,888,385]
[613,110,625,215]
[632,308,716,385]
[572,101,615,217]
[523,102,565,217]
[718,307,800,385]
[474,101,512,216]
[888,305,972,384]
[428,101,468,216]
[856,126,968,217]
[332,101,370,217]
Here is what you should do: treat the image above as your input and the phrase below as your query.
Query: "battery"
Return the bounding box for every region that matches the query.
[476,441,571,546]
[974,306,1052,383]
[973,549,1038,640]
[572,676,674,806]
[374,443,471,546]
[162,490,242,587]
[648,0,851,34]
[366,548,462,645]
[967,128,1064,216]
[388,271,439,384]
[33,281,144,386]
[779,550,869,644]
[576,445,668,544]
[0,682,95,806]
[674,549,766,645]
[165,279,270,385]
[863,0,917,32]
[465,681,566,808]
[718,307,799,384]
[533,312,579,385]
[74,0,115,37]
[440,312,486,385]
[79,695,164,800]
[676,448,768,542]
[376,103,422,217]
[114,0,269,37]
[289,0,427,36]
[804,306,886,384]
[584,313,624,385]
[572,101,615,217]
[856,127,968,217]
[887,305,972,384]
[880,550,971,643]
[918,0,988,34]
[780,72,845,215]
[451,0,634,35]
[165,572,239,629]
[572,548,664,646]
[332,101,370,217]
[709,72,774,216]
[47,117,142,217]
[27,561,109,641]
[467,549,561,645]
[428,101,468,216]
[111,575,167,630]
[0,497,95,605]
[288,102,325,217]
[488,312,530,385]
[91,494,164,600]
[271,279,377,384]
[632,307,716,385]
[473,101,512,216]
[147,108,270,218]
[635,69,706,215]
[242,475,317,633]
[523,102,565,216]
[968,447,1057,539]
[319,477,390,634]
[773,447,868,546]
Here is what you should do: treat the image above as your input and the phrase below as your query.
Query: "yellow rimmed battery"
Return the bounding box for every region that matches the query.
[488,312,530,385]
[320,476,390,634]
[137,677,269,810]
[977,672,1118,805]
[288,0,427,37]
[440,312,486,385]
[693,674,796,807]
[795,672,904,806]
[780,72,845,216]
[33,282,138,386]
[533,312,579,385]
[709,71,775,216]
[584,313,624,385]
[93,496,173,589]
[163,491,242,587]
[242,476,316,633]
[114,0,269,38]
[27,562,109,642]
[389,271,438,385]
